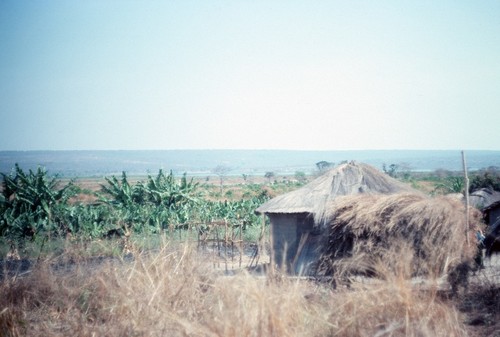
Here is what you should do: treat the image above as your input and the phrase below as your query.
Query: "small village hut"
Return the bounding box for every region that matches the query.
[469,189,500,255]
[453,188,500,255]
[256,161,417,274]
[469,188,500,225]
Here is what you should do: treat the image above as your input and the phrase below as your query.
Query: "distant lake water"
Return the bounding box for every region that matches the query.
[1,150,499,177]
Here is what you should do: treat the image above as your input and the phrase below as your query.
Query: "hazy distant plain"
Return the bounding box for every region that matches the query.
[1,150,499,177]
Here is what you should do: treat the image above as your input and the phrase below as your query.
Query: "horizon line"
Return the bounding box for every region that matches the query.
[1,148,498,152]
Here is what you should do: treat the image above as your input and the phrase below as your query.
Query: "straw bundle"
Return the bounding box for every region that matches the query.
[319,193,482,277]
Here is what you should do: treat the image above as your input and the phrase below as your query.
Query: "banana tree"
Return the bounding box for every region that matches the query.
[0,164,77,239]
[100,171,142,207]
[141,170,200,208]
[433,176,465,195]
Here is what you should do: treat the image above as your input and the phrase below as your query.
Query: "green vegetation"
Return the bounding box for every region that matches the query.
[469,166,500,192]
[0,164,78,241]
[433,176,465,194]
[2,163,500,256]
[1,165,271,257]
[315,160,335,171]
[264,171,275,184]
[381,163,500,196]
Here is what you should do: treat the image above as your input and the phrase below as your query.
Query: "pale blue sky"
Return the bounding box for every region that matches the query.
[1,1,499,151]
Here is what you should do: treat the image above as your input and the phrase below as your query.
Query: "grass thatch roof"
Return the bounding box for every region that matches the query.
[469,188,500,210]
[256,161,416,216]
[318,193,483,276]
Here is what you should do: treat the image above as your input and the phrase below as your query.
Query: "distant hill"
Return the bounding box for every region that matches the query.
[1,150,499,177]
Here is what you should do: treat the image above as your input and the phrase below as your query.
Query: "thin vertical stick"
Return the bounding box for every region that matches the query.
[213,223,217,268]
[239,221,242,268]
[225,220,228,256]
[462,150,470,247]
[197,223,200,250]
[224,220,228,272]
[231,222,234,266]
[216,224,220,268]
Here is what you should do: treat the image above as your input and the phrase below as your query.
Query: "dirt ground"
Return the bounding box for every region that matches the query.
[455,254,500,337]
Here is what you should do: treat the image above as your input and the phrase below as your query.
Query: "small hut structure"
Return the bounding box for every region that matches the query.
[469,188,500,225]
[485,201,500,227]
[256,161,417,274]
[468,189,500,255]
[452,188,500,255]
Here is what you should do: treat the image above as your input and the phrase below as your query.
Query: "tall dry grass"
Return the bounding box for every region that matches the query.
[0,241,470,337]
[319,193,482,279]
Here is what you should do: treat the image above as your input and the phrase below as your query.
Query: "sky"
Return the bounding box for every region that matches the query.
[0,1,499,151]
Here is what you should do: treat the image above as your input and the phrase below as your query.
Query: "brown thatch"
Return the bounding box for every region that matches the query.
[256,161,416,216]
[319,193,483,277]
[470,188,500,210]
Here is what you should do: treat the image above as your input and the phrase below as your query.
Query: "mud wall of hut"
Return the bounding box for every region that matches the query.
[490,207,500,225]
[269,213,322,274]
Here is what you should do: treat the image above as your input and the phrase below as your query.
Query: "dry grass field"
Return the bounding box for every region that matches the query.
[1,240,500,337]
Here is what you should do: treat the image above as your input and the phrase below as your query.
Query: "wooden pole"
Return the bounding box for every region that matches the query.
[231,222,234,266]
[216,224,220,268]
[224,220,228,272]
[239,221,242,268]
[462,150,470,247]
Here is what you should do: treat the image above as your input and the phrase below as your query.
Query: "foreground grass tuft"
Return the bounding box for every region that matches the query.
[1,242,476,337]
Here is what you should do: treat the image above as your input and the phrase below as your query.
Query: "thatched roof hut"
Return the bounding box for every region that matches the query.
[469,189,500,255]
[256,161,418,274]
[469,188,500,211]
[448,188,500,254]
[256,161,415,219]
